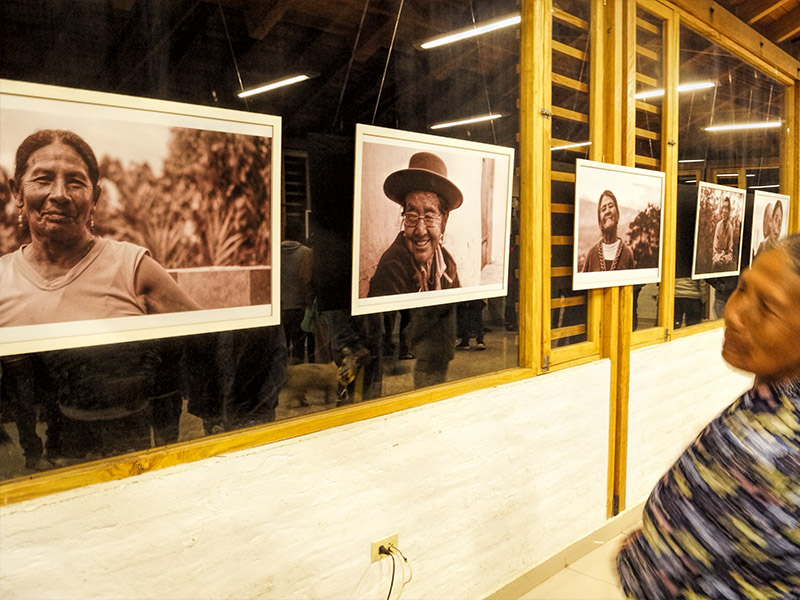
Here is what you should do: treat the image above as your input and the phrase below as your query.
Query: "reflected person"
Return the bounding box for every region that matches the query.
[0,129,200,462]
[368,152,462,296]
[711,195,734,271]
[581,190,634,272]
[618,234,800,598]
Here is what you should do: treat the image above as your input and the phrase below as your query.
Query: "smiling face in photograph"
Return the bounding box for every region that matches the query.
[402,190,446,265]
[15,142,99,245]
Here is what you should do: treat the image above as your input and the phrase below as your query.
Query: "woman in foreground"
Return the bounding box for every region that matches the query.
[617,234,800,598]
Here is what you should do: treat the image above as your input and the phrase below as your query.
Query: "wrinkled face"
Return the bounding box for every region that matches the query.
[14,142,98,244]
[771,206,783,239]
[403,191,445,266]
[722,248,800,381]
[598,194,618,234]
[720,200,730,221]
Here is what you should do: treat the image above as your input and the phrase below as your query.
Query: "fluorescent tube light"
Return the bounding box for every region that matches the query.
[635,81,716,100]
[677,81,716,92]
[683,180,697,184]
[550,141,592,151]
[430,113,503,130]
[749,184,780,189]
[678,158,705,164]
[238,74,311,98]
[716,173,738,177]
[418,13,521,50]
[705,121,782,132]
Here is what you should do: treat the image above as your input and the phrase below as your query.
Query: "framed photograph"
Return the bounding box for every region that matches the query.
[352,124,515,315]
[0,80,281,355]
[750,190,790,264]
[572,159,665,291]
[691,181,746,280]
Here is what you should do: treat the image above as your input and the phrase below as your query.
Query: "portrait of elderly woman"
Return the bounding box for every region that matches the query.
[581,190,635,273]
[0,129,200,326]
[752,191,789,262]
[367,152,462,297]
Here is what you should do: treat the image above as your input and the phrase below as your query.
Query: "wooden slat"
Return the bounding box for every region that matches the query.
[552,40,588,61]
[551,203,574,214]
[636,44,658,61]
[553,7,589,30]
[552,105,589,123]
[552,72,589,93]
[551,266,572,277]
[551,235,573,245]
[635,127,660,140]
[636,100,661,115]
[551,171,576,182]
[635,71,658,87]
[552,295,586,308]
[551,324,586,340]
[636,16,659,34]
[635,154,660,167]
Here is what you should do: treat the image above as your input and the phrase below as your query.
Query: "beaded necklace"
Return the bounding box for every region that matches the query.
[598,239,622,271]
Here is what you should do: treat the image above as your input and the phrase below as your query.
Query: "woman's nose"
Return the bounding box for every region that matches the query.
[49,176,69,199]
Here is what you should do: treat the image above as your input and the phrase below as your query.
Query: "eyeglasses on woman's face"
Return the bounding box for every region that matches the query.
[402,212,441,228]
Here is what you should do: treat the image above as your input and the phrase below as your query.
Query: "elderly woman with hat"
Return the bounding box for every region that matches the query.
[367,151,462,297]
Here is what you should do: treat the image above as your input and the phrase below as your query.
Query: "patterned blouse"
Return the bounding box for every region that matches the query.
[617,378,800,599]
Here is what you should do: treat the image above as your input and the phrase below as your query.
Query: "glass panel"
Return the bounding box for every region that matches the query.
[0,0,520,479]
[632,6,666,331]
[550,0,591,347]
[675,25,784,327]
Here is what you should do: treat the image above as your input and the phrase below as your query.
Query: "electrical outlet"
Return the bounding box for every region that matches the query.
[370,533,399,562]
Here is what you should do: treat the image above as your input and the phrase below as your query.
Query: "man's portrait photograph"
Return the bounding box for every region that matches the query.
[750,189,790,264]
[572,159,665,291]
[352,124,514,316]
[0,81,281,354]
[691,181,746,280]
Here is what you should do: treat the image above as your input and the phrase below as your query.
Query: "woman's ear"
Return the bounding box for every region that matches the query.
[92,183,102,206]
[9,177,21,206]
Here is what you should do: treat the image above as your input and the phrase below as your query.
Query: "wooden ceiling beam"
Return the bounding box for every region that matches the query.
[245,0,296,40]
[763,5,800,43]
[737,0,792,24]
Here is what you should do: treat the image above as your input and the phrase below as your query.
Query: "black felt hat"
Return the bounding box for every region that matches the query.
[383,152,463,211]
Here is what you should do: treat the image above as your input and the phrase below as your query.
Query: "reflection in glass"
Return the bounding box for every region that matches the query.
[0,0,521,480]
[675,25,784,327]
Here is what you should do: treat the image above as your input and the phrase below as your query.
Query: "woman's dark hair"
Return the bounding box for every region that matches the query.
[14,129,99,187]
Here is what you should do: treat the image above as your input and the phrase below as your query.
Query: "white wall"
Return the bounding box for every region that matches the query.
[626,328,752,505]
[0,332,748,600]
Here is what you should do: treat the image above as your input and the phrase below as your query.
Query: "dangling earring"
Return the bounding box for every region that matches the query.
[90,217,95,234]
[17,210,23,230]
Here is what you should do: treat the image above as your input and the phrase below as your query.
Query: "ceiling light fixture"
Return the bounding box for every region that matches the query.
[238,74,312,99]
[418,13,521,50]
[678,158,705,163]
[716,173,738,177]
[551,141,592,151]
[634,81,716,100]
[430,113,503,130]
[749,184,780,189]
[705,121,782,132]
[683,180,697,184]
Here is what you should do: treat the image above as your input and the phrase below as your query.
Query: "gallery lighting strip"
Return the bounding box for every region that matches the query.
[550,141,592,151]
[634,81,715,100]
[418,13,521,49]
[430,113,503,130]
[238,74,312,99]
[705,121,782,132]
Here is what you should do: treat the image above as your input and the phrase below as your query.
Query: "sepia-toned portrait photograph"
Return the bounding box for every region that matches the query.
[691,181,746,280]
[750,189,790,264]
[352,124,514,316]
[0,81,281,354]
[572,159,665,291]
